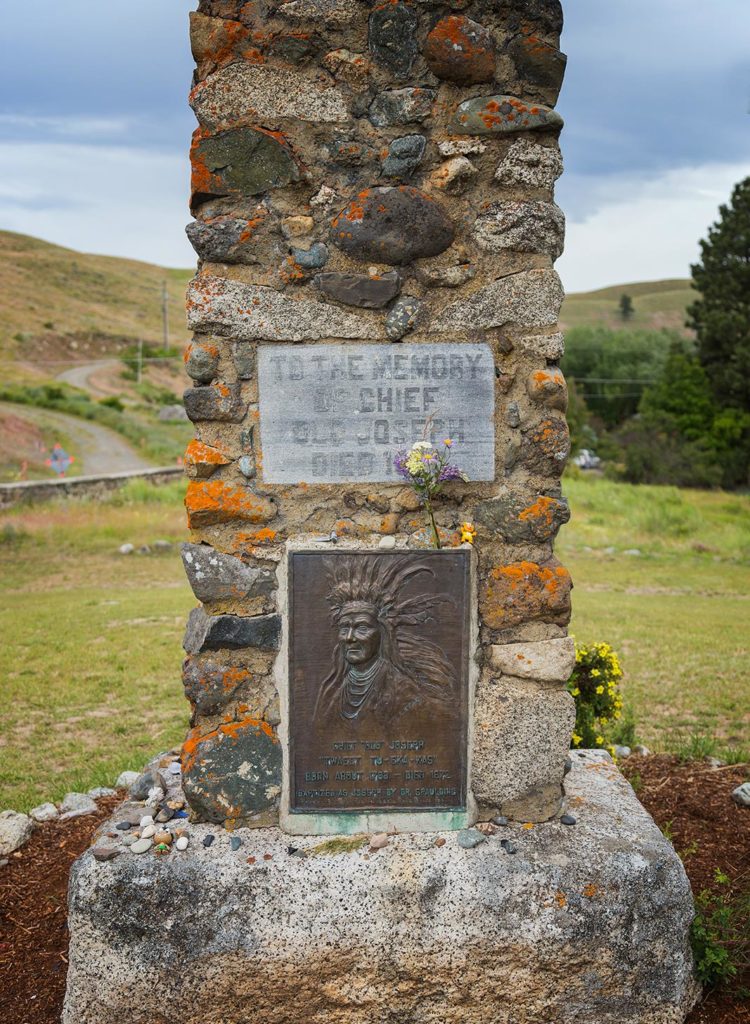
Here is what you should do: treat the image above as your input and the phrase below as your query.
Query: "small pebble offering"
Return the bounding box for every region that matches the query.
[230,836,242,851]
[140,824,156,839]
[175,835,189,851]
[560,814,577,826]
[130,838,152,855]
[203,834,215,848]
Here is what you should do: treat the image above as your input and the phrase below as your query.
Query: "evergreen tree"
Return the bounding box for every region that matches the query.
[619,294,634,320]
[688,177,750,411]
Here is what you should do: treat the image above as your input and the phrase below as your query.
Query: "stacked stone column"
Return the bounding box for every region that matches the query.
[181,0,575,826]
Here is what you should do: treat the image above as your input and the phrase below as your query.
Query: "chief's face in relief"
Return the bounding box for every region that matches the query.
[338,609,381,666]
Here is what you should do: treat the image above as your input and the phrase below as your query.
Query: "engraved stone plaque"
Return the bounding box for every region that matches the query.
[288,550,469,816]
[258,343,495,483]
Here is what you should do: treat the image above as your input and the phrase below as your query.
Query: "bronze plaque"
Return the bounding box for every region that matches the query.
[288,550,469,815]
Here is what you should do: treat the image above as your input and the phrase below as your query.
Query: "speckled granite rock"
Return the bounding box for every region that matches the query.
[63,752,699,1024]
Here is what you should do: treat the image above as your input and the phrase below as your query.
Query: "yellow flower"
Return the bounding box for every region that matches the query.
[443,438,453,447]
[600,716,608,726]
[596,685,604,695]
[595,735,604,746]
[591,669,601,678]
[460,522,476,544]
[572,733,582,747]
[571,687,580,697]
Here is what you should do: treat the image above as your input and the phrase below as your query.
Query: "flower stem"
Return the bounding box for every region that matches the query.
[425,498,441,549]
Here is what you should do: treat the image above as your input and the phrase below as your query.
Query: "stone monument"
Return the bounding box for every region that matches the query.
[63,2,699,1020]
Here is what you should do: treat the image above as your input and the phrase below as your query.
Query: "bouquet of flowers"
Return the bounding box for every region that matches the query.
[394,439,468,549]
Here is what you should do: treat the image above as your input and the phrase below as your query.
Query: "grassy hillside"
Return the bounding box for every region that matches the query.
[561,278,695,335]
[0,230,193,382]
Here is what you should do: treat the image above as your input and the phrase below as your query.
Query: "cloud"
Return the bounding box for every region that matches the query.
[556,161,750,292]
[560,0,750,177]
[0,141,195,269]
[0,114,132,142]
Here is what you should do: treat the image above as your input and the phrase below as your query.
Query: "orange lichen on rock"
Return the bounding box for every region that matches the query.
[182,715,278,774]
[186,480,277,528]
[184,439,232,480]
[189,128,223,206]
[518,495,557,527]
[480,560,572,629]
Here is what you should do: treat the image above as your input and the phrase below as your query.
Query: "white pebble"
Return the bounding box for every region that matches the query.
[140,824,156,839]
[139,815,154,828]
[175,836,189,851]
[130,838,152,855]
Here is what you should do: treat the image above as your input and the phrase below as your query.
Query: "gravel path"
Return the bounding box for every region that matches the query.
[0,401,153,476]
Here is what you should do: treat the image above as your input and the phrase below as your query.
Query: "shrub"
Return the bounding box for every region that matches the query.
[567,641,625,753]
[99,396,124,412]
[691,869,750,992]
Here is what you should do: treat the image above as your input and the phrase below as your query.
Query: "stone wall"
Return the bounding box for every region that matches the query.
[181,0,574,827]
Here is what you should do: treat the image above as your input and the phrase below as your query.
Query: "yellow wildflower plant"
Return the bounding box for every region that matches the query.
[567,639,628,754]
[459,522,477,544]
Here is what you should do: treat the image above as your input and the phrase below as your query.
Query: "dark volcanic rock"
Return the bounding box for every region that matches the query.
[183,608,282,654]
[424,15,496,84]
[369,2,418,77]
[509,417,571,477]
[181,543,277,605]
[369,88,436,127]
[184,340,220,384]
[475,492,570,543]
[182,654,253,714]
[507,34,567,104]
[186,213,265,264]
[291,243,329,270]
[505,0,564,38]
[183,715,282,823]
[331,186,454,265]
[381,134,426,178]
[191,127,300,205]
[183,382,246,423]
[314,270,402,308]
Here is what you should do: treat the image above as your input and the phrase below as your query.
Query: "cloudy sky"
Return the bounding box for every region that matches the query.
[0,0,748,291]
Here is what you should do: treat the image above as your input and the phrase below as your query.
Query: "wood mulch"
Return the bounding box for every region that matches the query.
[0,762,748,1023]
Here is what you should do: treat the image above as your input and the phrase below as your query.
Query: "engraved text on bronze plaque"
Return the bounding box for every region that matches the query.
[289,550,469,814]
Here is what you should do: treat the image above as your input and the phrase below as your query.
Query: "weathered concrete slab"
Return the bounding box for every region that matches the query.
[64,752,699,1024]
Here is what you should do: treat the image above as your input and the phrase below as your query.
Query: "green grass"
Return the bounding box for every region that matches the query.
[0,481,192,810]
[559,474,750,753]
[0,475,748,811]
[561,278,695,335]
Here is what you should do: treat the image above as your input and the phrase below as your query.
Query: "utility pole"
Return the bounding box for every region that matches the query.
[162,281,170,351]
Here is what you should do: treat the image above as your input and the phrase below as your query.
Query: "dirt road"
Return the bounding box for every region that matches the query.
[0,402,153,476]
[56,359,123,398]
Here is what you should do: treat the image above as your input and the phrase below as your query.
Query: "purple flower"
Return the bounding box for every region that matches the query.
[438,463,464,482]
[393,451,411,480]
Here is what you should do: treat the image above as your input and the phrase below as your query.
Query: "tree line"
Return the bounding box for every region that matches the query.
[566,177,750,490]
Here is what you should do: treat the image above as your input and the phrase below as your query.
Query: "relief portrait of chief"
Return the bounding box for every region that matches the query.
[312,554,461,730]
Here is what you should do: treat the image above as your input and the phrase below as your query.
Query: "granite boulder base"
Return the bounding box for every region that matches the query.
[63,753,698,1024]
